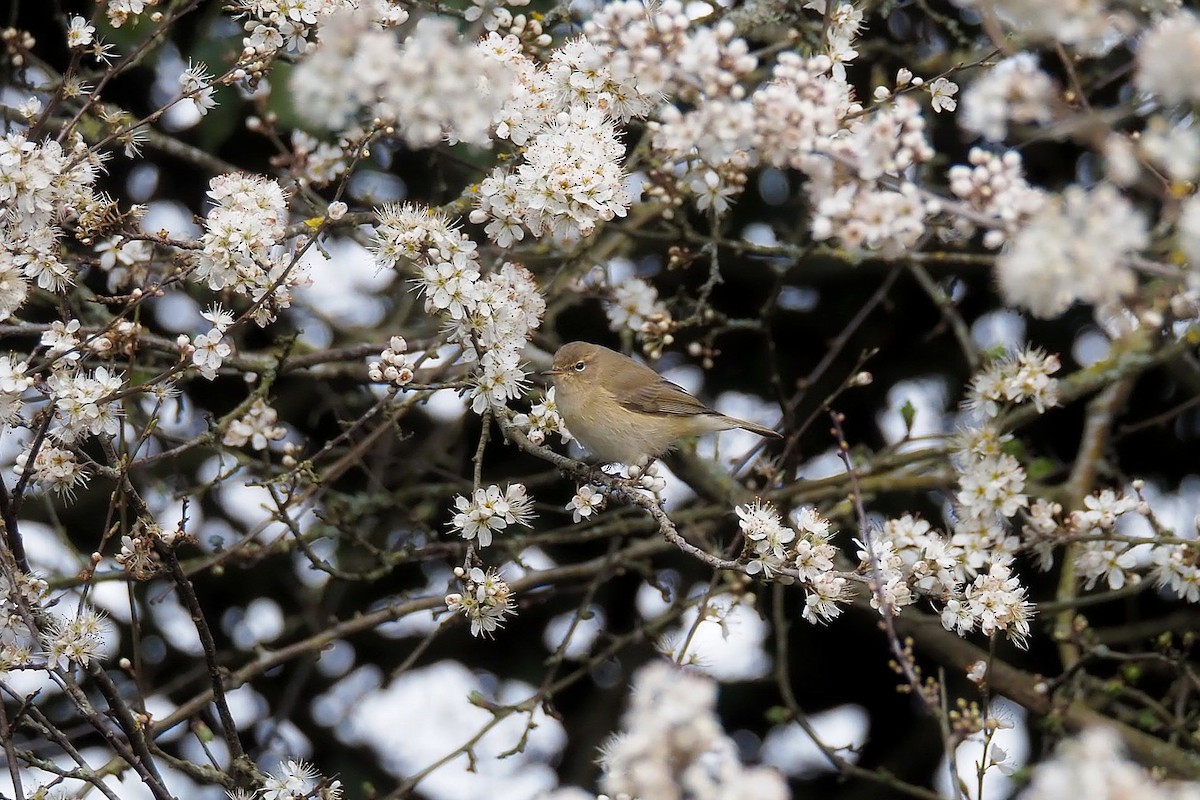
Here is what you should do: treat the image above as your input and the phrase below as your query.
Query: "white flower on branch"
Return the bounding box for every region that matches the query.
[0,131,101,234]
[368,336,415,388]
[880,514,963,600]
[288,10,505,146]
[260,758,327,800]
[650,97,758,212]
[445,566,516,638]
[1075,540,1139,591]
[0,250,29,319]
[599,661,789,800]
[1151,544,1200,604]
[1140,116,1200,184]
[958,559,1034,648]
[10,227,72,292]
[448,483,535,548]
[47,365,124,443]
[960,53,1057,142]
[474,104,630,245]
[0,353,34,421]
[803,571,851,624]
[195,173,301,325]
[418,259,481,313]
[996,183,1147,318]
[178,61,217,116]
[566,484,606,523]
[42,606,108,667]
[40,319,82,363]
[929,77,958,113]
[116,524,164,580]
[754,52,858,172]
[1136,11,1200,106]
[1018,727,1198,800]
[66,16,95,48]
[513,386,573,447]
[240,0,367,57]
[13,445,90,499]
[955,453,1028,521]
[452,262,545,361]
[947,148,1046,248]
[107,0,157,29]
[965,346,1061,418]
[606,277,672,340]
[191,328,232,380]
[469,346,527,414]
[223,398,287,450]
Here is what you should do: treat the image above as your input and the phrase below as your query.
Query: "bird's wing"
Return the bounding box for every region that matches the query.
[616,377,714,417]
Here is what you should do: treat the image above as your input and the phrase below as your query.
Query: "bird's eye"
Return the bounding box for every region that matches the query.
[574,361,586,371]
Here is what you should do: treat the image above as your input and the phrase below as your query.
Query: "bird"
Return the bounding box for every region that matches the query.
[544,341,782,464]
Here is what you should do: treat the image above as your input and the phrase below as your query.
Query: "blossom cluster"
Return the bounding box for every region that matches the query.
[107,0,158,29]
[0,354,34,422]
[371,204,546,414]
[447,483,535,548]
[223,398,287,451]
[194,173,304,326]
[253,758,343,800]
[512,386,572,447]
[184,303,237,381]
[289,10,506,148]
[873,512,1034,646]
[1019,727,1200,800]
[469,0,761,242]
[1020,486,1200,602]
[368,335,415,388]
[42,606,108,669]
[996,183,1148,318]
[0,570,48,670]
[46,365,124,443]
[734,500,849,623]
[605,277,674,349]
[445,566,516,638]
[0,131,104,315]
[239,0,369,57]
[13,444,90,498]
[1135,11,1200,106]
[965,346,1061,419]
[947,148,1046,248]
[598,661,789,800]
[960,53,1057,142]
[473,104,630,245]
[115,520,179,580]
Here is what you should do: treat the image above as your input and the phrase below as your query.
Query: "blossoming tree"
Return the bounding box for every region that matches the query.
[2,0,1200,798]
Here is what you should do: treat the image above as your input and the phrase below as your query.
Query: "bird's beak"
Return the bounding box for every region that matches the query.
[542,367,564,377]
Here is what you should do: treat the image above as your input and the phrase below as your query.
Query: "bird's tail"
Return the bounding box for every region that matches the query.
[731,418,782,439]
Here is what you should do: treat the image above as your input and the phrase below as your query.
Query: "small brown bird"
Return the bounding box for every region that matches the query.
[545,341,782,464]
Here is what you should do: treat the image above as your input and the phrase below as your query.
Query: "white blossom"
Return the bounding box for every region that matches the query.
[1136,11,1200,106]
[42,606,107,667]
[445,566,516,637]
[368,336,415,388]
[929,77,958,113]
[599,661,789,800]
[223,398,287,450]
[448,484,535,547]
[567,484,606,523]
[996,184,1147,318]
[513,386,573,446]
[961,54,1056,142]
